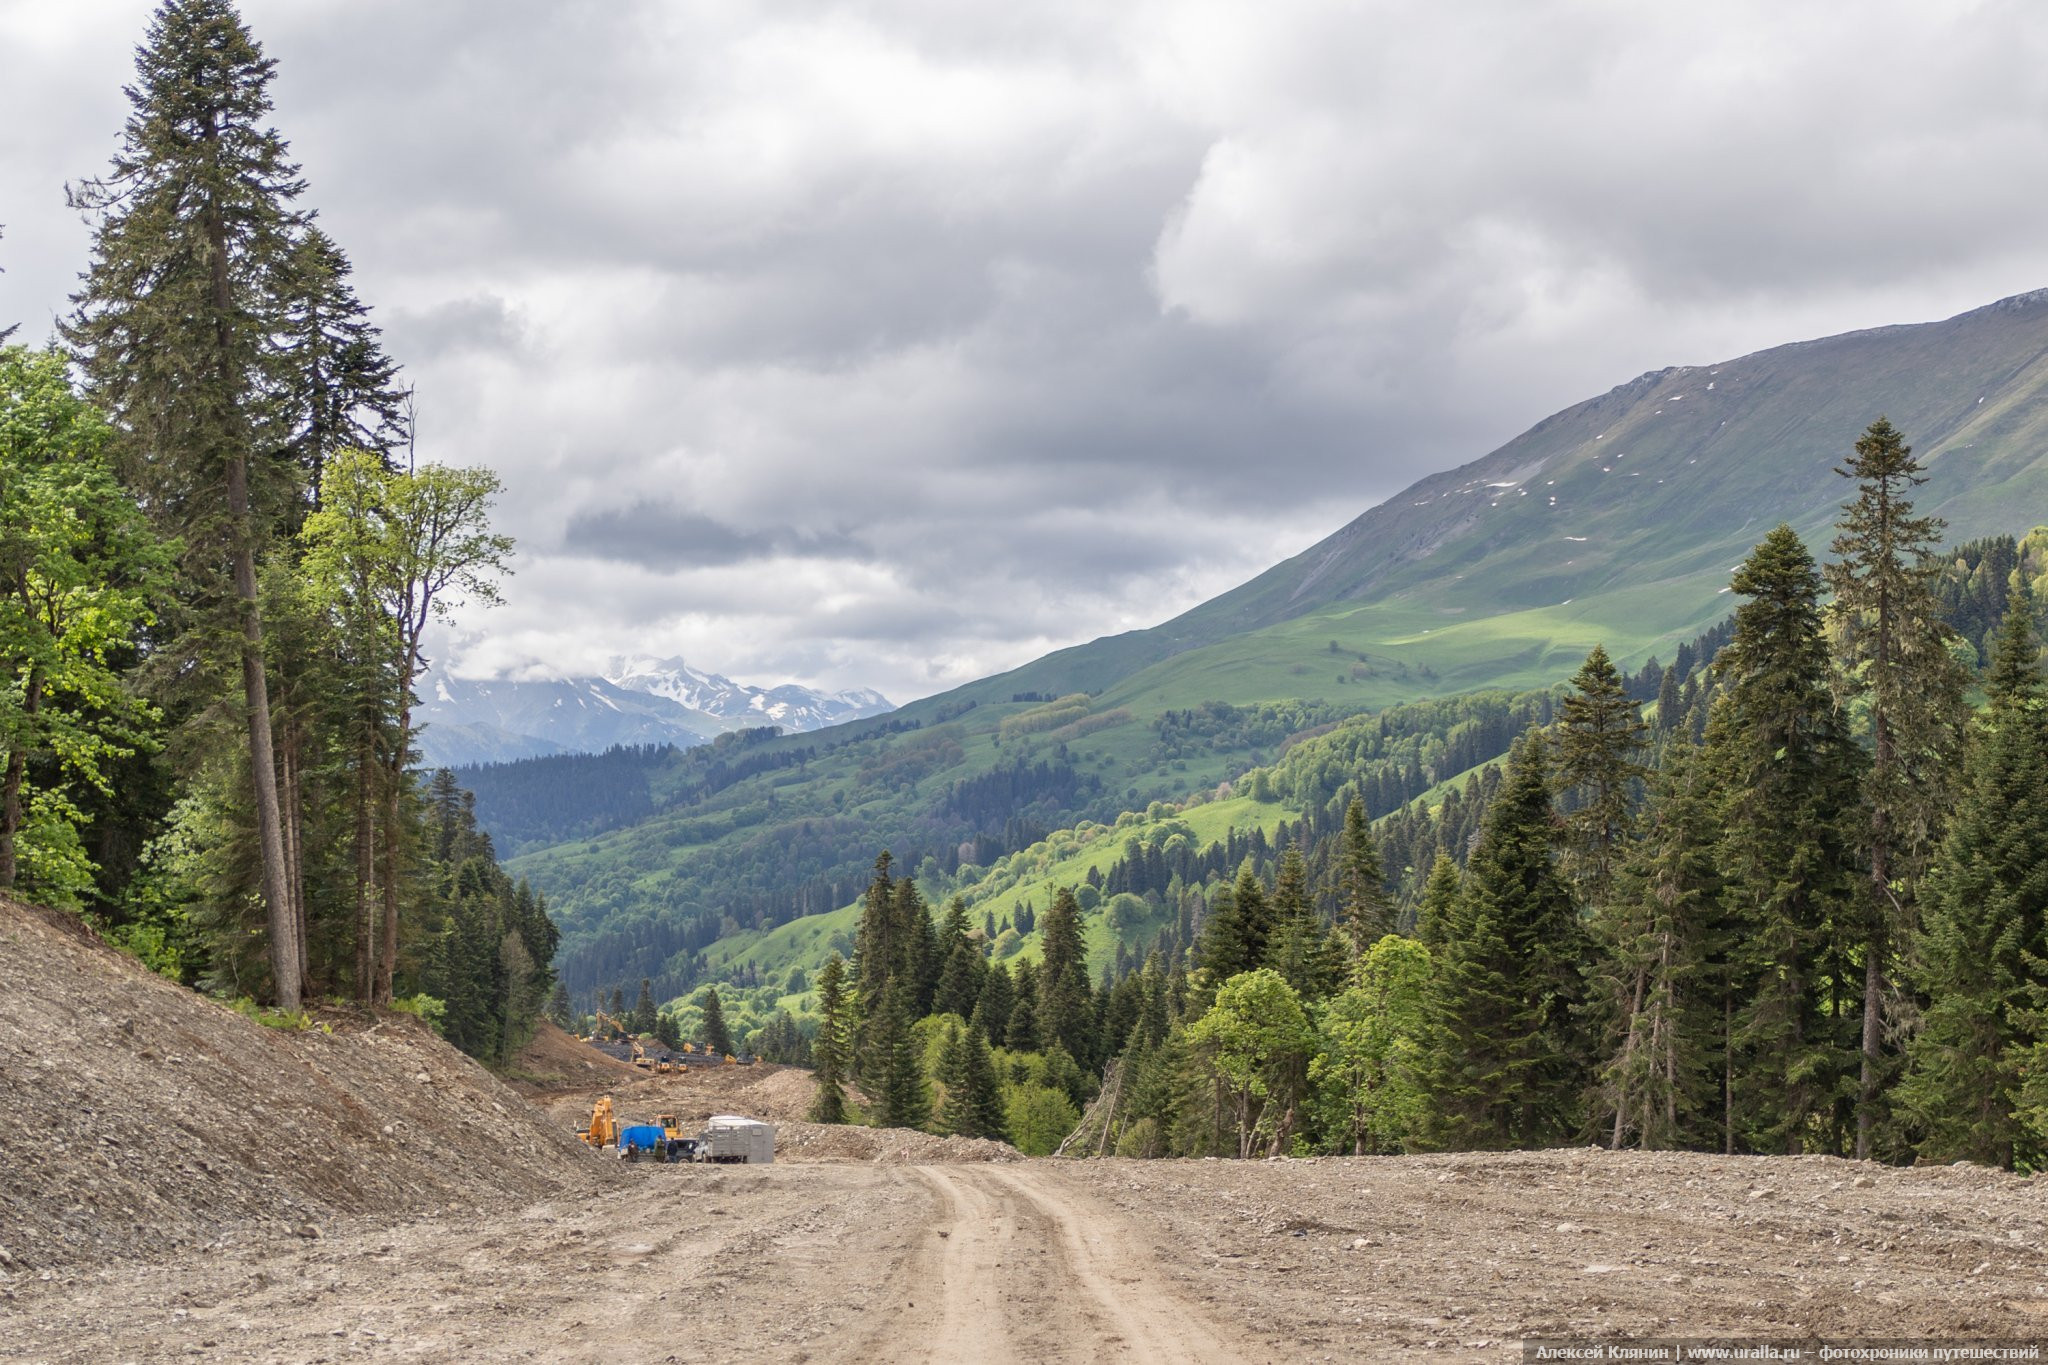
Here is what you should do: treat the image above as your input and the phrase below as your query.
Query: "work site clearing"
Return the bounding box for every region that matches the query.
[5,897,2048,1363]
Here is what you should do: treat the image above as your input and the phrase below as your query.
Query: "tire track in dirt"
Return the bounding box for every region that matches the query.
[898,1166,1248,1363]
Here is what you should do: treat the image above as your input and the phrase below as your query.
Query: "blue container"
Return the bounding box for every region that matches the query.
[619,1124,666,1152]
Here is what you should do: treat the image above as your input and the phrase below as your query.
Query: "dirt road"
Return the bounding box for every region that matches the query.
[886,1166,1249,1363]
[10,1150,2048,1362]
[0,1162,1249,1364]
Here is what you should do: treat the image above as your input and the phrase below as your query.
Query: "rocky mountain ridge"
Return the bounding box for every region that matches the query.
[415,660,893,767]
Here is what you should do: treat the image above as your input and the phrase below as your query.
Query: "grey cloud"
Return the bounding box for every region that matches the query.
[12,0,2048,704]
[383,295,524,362]
[559,500,872,570]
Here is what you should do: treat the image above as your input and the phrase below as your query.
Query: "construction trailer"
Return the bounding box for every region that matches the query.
[698,1115,776,1164]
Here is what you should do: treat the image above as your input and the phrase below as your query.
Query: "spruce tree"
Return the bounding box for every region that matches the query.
[852,850,896,1002]
[973,959,1014,1042]
[1898,600,2048,1167]
[1038,886,1095,1065]
[1655,667,1683,733]
[1709,526,1863,1154]
[1230,860,1275,966]
[936,1023,969,1132]
[872,980,929,1130]
[930,896,981,1018]
[935,1022,1007,1140]
[272,224,408,508]
[1552,643,1648,906]
[631,978,657,1036]
[1416,728,1587,1149]
[1264,844,1343,1000]
[895,876,939,1016]
[700,985,733,1055]
[1006,958,1041,1050]
[1194,879,1252,980]
[1588,741,1724,1150]
[1412,852,1460,952]
[1336,797,1392,956]
[958,1024,1008,1141]
[66,0,309,1006]
[810,954,850,1124]
[1825,418,1971,1158]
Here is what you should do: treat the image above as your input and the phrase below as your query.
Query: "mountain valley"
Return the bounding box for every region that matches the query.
[474,290,2048,1007]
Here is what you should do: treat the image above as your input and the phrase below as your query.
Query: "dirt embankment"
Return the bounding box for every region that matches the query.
[0,897,607,1275]
[507,1020,645,1087]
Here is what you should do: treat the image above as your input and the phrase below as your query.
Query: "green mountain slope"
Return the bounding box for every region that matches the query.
[952,289,2048,705]
[502,289,2048,1001]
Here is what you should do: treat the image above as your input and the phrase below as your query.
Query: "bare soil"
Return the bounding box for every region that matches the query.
[0,897,604,1275]
[7,897,2048,1361]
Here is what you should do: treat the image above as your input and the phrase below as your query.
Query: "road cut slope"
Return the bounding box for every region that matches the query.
[0,897,603,1274]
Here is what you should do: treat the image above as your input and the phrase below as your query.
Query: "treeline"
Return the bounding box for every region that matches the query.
[0,0,547,1058]
[456,744,675,854]
[809,423,2048,1168]
[1935,529,2048,662]
[806,853,1114,1153]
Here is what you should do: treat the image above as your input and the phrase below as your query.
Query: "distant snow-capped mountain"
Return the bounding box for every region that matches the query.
[605,656,895,732]
[415,660,893,768]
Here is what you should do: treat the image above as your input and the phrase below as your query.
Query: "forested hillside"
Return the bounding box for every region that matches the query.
[0,1,547,1060]
[771,437,2048,1167]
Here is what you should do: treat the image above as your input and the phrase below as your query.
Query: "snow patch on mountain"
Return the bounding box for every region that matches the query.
[605,656,894,733]
[415,657,893,767]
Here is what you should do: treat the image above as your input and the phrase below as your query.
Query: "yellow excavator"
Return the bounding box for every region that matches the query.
[586,1009,628,1043]
[578,1096,621,1148]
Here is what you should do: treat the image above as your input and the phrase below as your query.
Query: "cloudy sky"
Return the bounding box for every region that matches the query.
[5,1,2048,703]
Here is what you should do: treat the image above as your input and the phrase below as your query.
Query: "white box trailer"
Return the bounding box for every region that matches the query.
[699,1115,776,1164]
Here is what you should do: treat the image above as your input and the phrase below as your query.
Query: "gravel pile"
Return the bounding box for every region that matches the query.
[0,897,606,1274]
[776,1121,1022,1164]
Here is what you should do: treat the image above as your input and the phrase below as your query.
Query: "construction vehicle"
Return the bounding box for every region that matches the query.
[578,1096,621,1148]
[617,1123,668,1160]
[581,1103,773,1164]
[585,1009,628,1044]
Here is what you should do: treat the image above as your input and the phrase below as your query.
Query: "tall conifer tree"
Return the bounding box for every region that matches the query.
[1589,741,1724,1150]
[700,985,734,1055]
[1413,852,1460,952]
[1038,886,1095,1064]
[1899,599,2048,1167]
[872,980,929,1131]
[1265,844,1343,1000]
[1709,526,1863,1154]
[1553,643,1648,906]
[1417,728,1587,1149]
[66,0,309,1006]
[1336,797,1392,955]
[1826,418,1971,1158]
[811,954,850,1124]
[272,225,408,507]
